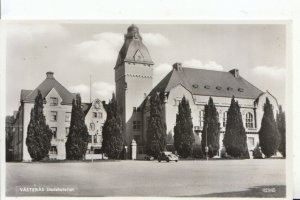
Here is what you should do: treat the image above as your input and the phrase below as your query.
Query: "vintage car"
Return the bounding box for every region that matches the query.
[158,151,179,162]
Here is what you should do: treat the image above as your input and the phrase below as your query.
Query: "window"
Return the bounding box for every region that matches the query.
[97,135,102,143]
[90,123,95,131]
[65,127,69,137]
[248,137,255,146]
[133,121,141,130]
[50,97,58,106]
[51,127,57,139]
[50,111,57,121]
[223,111,228,127]
[200,110,204,127]
[246,113,254,128]
[92,112,102,118]
[65,112,71,122]
[49,146,57,154]
[93,135,97,143]
[89,135,92,143]
[194,126,200,130]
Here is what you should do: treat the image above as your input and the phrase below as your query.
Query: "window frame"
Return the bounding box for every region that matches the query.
[50,97,58,106]
[50,111,57,122]
[246,112,254,128]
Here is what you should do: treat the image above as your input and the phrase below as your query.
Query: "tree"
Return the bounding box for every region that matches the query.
[223,97,249,158]
[65,94,89,160]
[259,97,280,158]
[201,97,220,158]
[6,115,15,161]
[102,93,124,159]
[146,93,167,157]
[166,131,174,144]
[253,143,263,159]
[174,96,195,158]
[26,90,52,161]
[277,105,286,158]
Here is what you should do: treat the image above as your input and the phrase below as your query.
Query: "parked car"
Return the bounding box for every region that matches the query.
[158,151,178,162]
[144,155,154,161]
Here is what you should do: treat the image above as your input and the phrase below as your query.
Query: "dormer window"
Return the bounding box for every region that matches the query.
[50,97,58,106]
[238,88,244,92]
[216,86,222,90]
[227,87,233,91]
[204,85,210,89]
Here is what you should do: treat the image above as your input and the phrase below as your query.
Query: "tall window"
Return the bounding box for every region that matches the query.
[90,123,95,131]
[51,127,57,139]
[223,111,228,127]
[93,112,97,118]
[65,127,69,137]
[93,135,97,143]
[65,112,71,122]
[246,112,254,128]
[98,112,103,118]
[200,110,204,127]
[133,121,141,130]
[50,97,58,106]
[50,111,57,121]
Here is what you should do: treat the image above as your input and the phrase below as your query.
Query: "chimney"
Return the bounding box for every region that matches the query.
[46,71,54,79]
[173,62,183,71]
[229,69,239,78]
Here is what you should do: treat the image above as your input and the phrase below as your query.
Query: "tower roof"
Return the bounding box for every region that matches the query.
[20,72,75,104]
[115,24,154,68]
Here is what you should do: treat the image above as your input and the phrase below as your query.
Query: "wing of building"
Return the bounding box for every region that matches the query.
[11,72,107,161]
[113,25,280,159]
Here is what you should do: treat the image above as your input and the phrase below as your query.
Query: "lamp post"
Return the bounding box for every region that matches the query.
[205,124,208,160]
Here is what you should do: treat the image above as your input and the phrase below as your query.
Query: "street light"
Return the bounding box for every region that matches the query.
[205,124,208,160]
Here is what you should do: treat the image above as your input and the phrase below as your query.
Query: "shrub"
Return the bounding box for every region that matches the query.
[192,145,203,159]
[253,144,263,159]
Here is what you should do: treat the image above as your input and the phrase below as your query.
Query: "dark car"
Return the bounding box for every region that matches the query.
[158,151,179,162]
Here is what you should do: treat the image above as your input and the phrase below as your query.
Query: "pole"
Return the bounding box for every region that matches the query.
[205,124,208,161]
[89,75,92,103]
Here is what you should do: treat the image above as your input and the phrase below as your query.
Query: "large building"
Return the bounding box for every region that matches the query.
[11,72,107,161]
[9,24,280,161]
[115,25,279,157]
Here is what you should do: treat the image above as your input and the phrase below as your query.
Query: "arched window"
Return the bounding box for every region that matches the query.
[223,111,228,127]
[200,110,204,128]
[246,112,254,128]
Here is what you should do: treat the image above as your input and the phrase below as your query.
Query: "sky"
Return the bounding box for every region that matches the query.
[6,23,286,115]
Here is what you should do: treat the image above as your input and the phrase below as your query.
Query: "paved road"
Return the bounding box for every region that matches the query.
[6,159,285,197]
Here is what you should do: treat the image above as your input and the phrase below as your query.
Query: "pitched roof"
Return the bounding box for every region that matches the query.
[82,103,92,116]
[150,65,263,99]
[21,72,75,104]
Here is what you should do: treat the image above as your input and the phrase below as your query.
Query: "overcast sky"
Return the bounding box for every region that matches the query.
[6,23,286,115]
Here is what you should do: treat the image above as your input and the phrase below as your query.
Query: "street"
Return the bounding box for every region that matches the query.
[6,159,285,197]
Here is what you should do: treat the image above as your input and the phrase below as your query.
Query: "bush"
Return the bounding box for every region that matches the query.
[253,144,263,159]
[192,145,203,159]
[166,144,175,153]
[220,147,227,158]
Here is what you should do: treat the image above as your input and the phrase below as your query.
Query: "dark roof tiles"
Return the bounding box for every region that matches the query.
[150,67,263,99]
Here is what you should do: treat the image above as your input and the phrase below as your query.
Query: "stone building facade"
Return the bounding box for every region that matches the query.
[115,25,279,157]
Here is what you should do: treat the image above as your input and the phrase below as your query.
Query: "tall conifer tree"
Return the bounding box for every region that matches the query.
[26,90,52,161]
[65,94,89,160]
[223,97,249,158]
[201,97,220,158]
[102,93,124,159]
[146,93,167,157]
[259,97,280,158]
[174,96,195,158]
[277,105,286,157]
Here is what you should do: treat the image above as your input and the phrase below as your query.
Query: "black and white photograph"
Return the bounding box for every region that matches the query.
[3,22,289,198]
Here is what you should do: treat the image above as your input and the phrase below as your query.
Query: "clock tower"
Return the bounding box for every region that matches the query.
[115,24,154,146]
